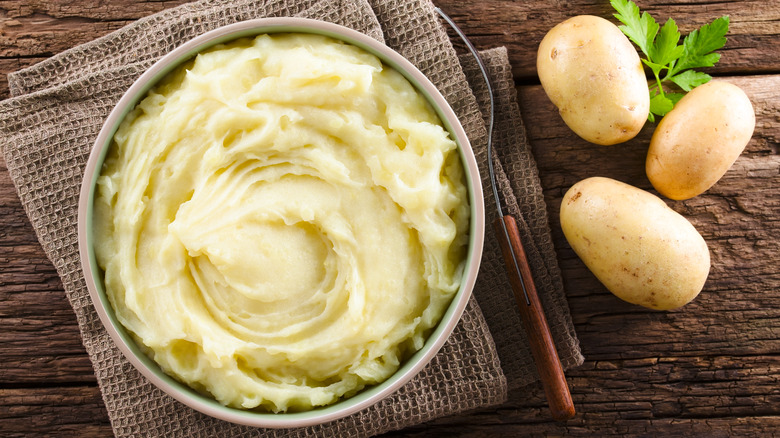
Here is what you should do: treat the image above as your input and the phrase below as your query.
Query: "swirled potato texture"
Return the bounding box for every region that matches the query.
[93,34,469,412]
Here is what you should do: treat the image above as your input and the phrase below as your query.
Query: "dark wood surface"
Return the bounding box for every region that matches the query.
[1,0,778,436]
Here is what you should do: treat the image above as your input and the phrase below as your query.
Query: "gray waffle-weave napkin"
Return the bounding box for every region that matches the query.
[0,0,583,436]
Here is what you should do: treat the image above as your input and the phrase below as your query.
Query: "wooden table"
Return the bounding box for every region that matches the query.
[1,1,778,436]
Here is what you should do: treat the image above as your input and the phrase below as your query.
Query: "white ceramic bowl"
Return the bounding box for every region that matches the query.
[78,17,484,428]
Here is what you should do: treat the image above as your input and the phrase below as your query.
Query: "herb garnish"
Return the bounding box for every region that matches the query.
[610,0,729,121]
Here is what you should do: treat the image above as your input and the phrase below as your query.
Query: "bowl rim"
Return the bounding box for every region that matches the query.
[77,16,485,428]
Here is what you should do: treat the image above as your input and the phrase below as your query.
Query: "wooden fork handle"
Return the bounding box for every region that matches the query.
[494,215,576,421]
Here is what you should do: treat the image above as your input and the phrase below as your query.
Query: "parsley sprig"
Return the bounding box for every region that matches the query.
[610,0,729,122]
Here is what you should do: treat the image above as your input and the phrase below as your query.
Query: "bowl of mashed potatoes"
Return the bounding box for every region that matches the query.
[78,17,484,427]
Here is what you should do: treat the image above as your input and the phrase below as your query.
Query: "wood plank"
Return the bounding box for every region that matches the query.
[0,0,192,59]
[0,15,130,58]
[0,0,192,98]
[391,416,780,437]
[1,356,777,437]
[386,354,780,436]
[0,385,111,437]
[2,0,780,99]
[0,0,193,19]
[436,0,780,80]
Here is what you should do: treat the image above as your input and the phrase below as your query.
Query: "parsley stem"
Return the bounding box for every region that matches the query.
[652,65,665,98]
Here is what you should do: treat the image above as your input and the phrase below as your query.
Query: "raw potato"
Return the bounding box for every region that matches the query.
[647,81,755,200]
[560,177,710,310]
[537,15,649,145]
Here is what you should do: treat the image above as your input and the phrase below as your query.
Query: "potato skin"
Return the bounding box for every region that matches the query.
[537,15,649,145]
[560,177,710,310]
[646,81,755,200]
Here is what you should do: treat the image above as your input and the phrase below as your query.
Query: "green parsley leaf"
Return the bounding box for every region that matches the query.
[642,59,666,78]
[672,16,729,74]
[669,70,712,92]
[610,0,658,57]
[649,92,674,117]
[610,0,729,122]
[666,92,686,105]
[651,18,684,67]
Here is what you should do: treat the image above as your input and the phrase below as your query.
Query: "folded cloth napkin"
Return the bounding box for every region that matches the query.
[0,0,583,436]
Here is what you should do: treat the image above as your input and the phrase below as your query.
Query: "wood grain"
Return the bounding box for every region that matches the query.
[0,0,192,98]
[436,0,780,81]
[0,386,110,437]
[1,0,779,436]
[2,0,780,97]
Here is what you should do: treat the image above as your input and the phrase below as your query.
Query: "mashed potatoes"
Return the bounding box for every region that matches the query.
[93,33,470,412]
